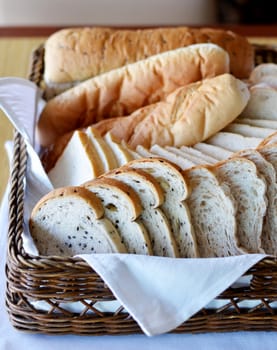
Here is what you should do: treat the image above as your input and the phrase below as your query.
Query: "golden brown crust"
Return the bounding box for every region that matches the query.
[38,43,230,146]
[30,186,105,220]
[93,74,250,149]
[44,26,254,85]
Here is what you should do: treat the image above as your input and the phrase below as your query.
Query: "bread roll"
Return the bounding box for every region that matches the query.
[93,74,250,148]
[38,43,230,146]
[44,26,254,90]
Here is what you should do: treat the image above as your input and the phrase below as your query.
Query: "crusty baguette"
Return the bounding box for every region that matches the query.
[44,26,254,90]
[93,74,250,148]
[38,43,230,146]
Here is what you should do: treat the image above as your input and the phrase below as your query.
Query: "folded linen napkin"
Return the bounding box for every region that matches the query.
[0,77,266,336]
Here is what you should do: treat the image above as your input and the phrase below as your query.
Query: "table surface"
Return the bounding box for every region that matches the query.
[1,25,277,349]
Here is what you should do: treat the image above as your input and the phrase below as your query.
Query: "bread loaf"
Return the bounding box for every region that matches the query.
[38,43,230,146]
[43,26,254,91]
[93,74,250,149]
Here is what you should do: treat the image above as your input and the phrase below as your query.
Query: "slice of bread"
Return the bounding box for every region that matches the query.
[29,186,127,256]
[236,148,277,255]
[103,132,134,166]
[240,84,277,120]
[179,146,218,164]
[183,166,240,257]
[127,158,198,258]
[224,123,276,139]
[193,142,232,160]
[106,168,179,257]
[83,178,152,255]
[206,132,262,152]
[212,157,267,253]
[236,118,277,130]
[86,127,118,172]
[150,144,196,169]
[47,130,103,187]
[249,63,277,87]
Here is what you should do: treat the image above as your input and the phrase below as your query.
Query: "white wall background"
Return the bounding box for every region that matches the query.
[0,0,217,26]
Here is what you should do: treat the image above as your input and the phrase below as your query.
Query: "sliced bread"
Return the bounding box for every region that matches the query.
[236,118,277,130]
[206,132,262,152]
[47,130,103,187]
[179,146,218,164]
[128,158,198,258]
[183,166,240,257]
[212,157,267,253]
[236,148,277,255]
[223,123,276,139]
[193,142,233,160]
[103,132,134,166]
[83,177,152,255]
[29,186,127,256]
[150,144,196,170]
[86,127,118,172]
[240,84,277,120]
[106,168,179,257]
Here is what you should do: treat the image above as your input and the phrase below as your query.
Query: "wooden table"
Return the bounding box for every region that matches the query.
[1,25,277,201]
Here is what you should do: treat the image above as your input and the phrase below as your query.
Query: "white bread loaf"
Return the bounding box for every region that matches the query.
[29,186,127,256]
[106,168,179,257]
[93,74,250,149]
[43,26,254,89]
[83,178,152,255]
[212,157,267,253]
[38,43,230,146]
[183,166,240,257]
[127,158,198,258]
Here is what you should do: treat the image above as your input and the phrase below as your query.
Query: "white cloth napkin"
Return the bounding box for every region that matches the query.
[0,77,267,336]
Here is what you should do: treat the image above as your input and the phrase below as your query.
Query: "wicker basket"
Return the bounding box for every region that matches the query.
[5,42,277,336]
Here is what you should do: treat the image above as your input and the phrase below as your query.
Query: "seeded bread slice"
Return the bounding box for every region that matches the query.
[193,142,233,161]
[206,132,262,152]
[106,168,179,257]
[212,157,267,253]
[236,148,277,255]
[86,127,118,172]
[128,158,198,258]
[83,178,152,255]
[29,186,127,256]
[103,132,134,166]
[47,130,103,187]
[224,123,276,139]
[183,166,240,257]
